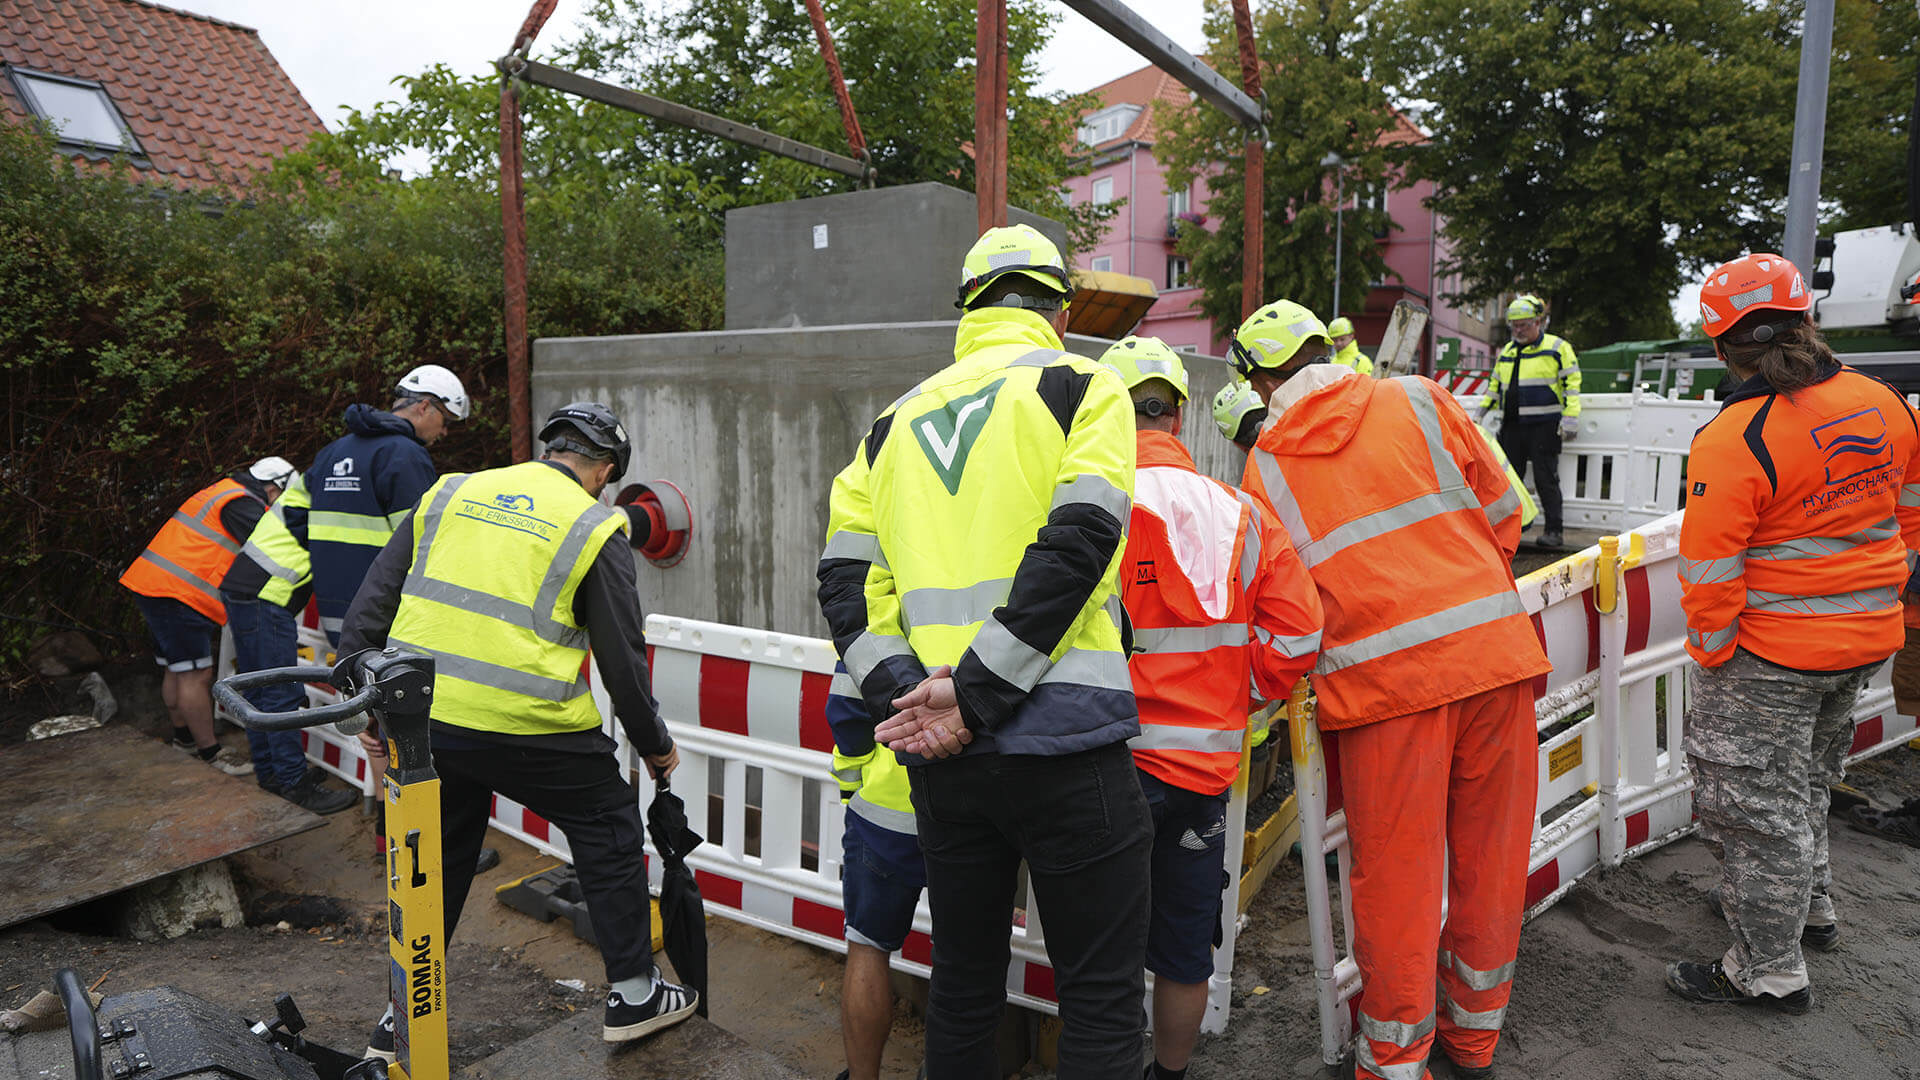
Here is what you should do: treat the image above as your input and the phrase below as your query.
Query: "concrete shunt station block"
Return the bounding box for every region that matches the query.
[724,182,1070,330]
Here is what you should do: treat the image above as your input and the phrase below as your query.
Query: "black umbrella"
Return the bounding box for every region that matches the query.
[646,777,709,1016]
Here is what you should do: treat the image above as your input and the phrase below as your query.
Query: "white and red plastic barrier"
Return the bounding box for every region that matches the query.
[1292,508,1920,1067]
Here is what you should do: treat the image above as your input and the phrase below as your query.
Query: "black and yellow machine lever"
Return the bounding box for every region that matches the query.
[215,648,448,1080]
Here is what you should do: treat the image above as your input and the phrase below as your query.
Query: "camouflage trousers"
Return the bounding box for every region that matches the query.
[1685,649,1872,995]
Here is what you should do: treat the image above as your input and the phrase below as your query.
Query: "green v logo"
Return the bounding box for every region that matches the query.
[913,379,1005,495]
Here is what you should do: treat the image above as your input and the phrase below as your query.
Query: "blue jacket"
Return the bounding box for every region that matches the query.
[306,405,437,639]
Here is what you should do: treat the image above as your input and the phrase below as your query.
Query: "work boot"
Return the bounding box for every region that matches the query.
[1847,799,1920,849]
[286,769,357,815]
[1441,1052,1496,1079]
[474,847,501,874]
[1704,891,1840,951]
[1663,960,1811,1014]
[1540,529,1564,549]
[363,1007,396,1063]
[604,977,698,1042]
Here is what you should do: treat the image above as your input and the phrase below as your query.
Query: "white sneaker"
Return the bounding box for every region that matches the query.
[206,745,254,776]
[603,979,698,1043]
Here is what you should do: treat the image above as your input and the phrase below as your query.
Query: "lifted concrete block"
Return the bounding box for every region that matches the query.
[724,182,1069,330]
[114,861,244,941]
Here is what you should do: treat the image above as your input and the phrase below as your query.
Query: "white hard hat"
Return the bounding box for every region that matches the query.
[249,456,297,488]
[396,364,470,420]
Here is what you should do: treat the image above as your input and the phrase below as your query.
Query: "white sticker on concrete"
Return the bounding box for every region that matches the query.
[813,224,829,249]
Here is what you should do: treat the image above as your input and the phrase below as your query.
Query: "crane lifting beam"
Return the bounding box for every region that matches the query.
[1056,0,1263,129]
[504,58,870,180]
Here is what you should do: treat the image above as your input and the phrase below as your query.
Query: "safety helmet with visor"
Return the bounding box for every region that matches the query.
[1505,295,1548,324]
[955,224,1076,312]
[1099,336,1189,419]
[539,401,632,481]
[248,456,297,490]
[1212,379,1267,445]
[1229,300,1333,381]
[1698,253,1811,344]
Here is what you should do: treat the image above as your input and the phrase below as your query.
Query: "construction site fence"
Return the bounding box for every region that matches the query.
[1289,509,1920,1066]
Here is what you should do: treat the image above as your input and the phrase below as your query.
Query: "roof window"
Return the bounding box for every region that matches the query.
[9,67,142,154]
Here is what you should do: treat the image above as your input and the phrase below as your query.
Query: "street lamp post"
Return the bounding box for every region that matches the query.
[1321,151,1346,320]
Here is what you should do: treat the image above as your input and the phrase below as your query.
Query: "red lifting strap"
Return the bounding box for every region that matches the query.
[802,0,868,164]
[511,0,561,56]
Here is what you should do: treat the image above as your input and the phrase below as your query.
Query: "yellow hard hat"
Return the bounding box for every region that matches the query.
[1326,316,1355,338]
[1229,299,1331,377]
[956,224,1075,311]
[1505,294,1547,323]
[1212,379,1266,444]
[1098,336,1189,404]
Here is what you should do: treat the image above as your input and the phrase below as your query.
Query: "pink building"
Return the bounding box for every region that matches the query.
[1067,64,1500,373]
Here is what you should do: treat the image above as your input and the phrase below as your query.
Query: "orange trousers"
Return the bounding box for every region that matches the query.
[1337,679,1538,1080]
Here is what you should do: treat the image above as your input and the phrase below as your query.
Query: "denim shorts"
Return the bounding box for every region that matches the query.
[841,808,925,953]
[1139,769,1230,984]
[132,592,219,671]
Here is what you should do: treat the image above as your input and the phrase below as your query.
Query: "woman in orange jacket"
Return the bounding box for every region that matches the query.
[1670,253,1920,1012]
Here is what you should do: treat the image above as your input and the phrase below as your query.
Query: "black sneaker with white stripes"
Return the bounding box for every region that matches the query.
[604,978,699,1043]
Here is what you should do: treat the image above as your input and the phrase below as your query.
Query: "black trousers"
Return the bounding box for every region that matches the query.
[907,740,1152,1080]
[1499,420,1564,530]
[435,744,654,982]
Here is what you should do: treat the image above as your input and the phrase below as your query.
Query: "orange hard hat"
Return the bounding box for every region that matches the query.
[1698,253,1810,339]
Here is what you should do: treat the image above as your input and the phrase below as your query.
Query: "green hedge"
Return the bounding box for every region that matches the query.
[0,123,724,668]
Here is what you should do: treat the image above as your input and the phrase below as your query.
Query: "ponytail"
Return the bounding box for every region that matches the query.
[1717,315,1832,396]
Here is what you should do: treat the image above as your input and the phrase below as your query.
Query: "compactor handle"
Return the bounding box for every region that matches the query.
[214,667,379,732]
[56,968,102,1080]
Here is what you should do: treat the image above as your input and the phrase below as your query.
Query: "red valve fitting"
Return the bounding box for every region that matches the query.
[614,479,692,568]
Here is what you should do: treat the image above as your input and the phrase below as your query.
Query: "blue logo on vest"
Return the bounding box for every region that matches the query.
[456,492,558,541]
[494,493,535,512]
[1810,408,1891,485]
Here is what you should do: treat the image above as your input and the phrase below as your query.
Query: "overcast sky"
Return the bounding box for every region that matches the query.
[180,0,1206,129]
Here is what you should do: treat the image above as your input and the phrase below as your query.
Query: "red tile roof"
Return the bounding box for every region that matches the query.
[0,0,325,188]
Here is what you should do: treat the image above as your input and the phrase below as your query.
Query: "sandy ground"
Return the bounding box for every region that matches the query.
[5,654,1917,1079]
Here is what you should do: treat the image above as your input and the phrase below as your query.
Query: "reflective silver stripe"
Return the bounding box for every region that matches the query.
[1516,403,1563,416]
[1444,999,1507,1031]
[1235,494,1262,588]
[969,617,1051,691]
[1254,625,1321,658]
[1514,377,1555,387]
[241,538,303,582]
[845,629,917,688]
[529,501,622,634]
[1746,585,1900,615]
[320,615,344,634]
[1134,623,1247,654]
[1301,490,1470,570]
[168,509,242,554]
[901,578,1011,629]
[1319,589,1525,673]
[1359,1009,1435,1048]
[1688,622,1738,653]
[1353,1045,1428,1080]
[822,529,889,570]
[1008,348,1060,369]
[1052,474,1131,522]
[1679,555,1745,585]
[1129,724,1243,753]
[1439,950,1516,992]
[849,793,918,835]
[829,672,860,699]
[1398,378,1471,494]
[405,578,588,650]
[136,550,220,605]
[389,637,588,701]
[832,765,864,784]
[308,509,395,537]
[1253,450,1311,551]
[1036,646,1133,691]
[1901,484,1920,509]
[1747,518,1899,561]
[1482,485,1520,530]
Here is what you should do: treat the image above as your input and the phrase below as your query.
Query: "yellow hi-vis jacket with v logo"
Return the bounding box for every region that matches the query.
[389,460,628,736]
[818,307,1140,758]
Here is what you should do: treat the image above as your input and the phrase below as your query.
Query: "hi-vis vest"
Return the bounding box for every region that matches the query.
[827,664,915,835]
[1332,341,1374,377]
[1122,431,1321,795]
[120,478,262,624]
[1475,423,1539,527]
[241,474,312,608]
[820,308,1138,755]
[389,461,628,735]
[1680,366,1920,672]
[1484,333,1581,420]
[1244,376,1549,726]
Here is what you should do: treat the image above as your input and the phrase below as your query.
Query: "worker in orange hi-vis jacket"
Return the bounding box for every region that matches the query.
[1098,336,1324,1080]
[1667,252,1920,1014]
[1233,299,1550,1080]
